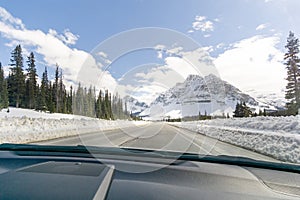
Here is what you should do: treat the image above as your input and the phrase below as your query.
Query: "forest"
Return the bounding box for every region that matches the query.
[0,45,129,120]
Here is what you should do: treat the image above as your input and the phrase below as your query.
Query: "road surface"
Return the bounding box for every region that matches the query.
[35,122,277,162]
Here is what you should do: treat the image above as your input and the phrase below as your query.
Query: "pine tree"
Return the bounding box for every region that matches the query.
[124,101,128,117]
[7,45,25,108]
[59,69,65,113]
[26,52,38,109]
[0,62,4,109]
[233,102,242,117]
[234,102,252,117]
[38,67,48,111]
[86,85,95,117]
[284,31,300,114]
[0,63,9,109]
[54,64,59,112]
[263,108,267,116]
[242,102,252,117]
[66,85,73,114]
[104,90,110,119]
[96,90,102,118]
[47,82,55,113]
[2,79,8,108]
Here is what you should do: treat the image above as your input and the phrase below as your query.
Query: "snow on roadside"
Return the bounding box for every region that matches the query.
[0,107,93,119]
[172,116,300,163]
[0,107,149,144]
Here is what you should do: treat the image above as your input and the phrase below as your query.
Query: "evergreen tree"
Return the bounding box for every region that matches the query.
[263,108,267,116]
[47,82,55,113]
[7,45,25,108]
[242,102,252,117]
[37,67,48,111]
[66,85,73,114]
[73,83,84,115]
[233,102,252,117]
[0,63,9,109]
[124,100,128,117]
[284,31,300,114]
[85,85,95,117]
[54,64,59,112]
[2,78,8,108]
[95,90,102,118]
[233,102,242,117]
[58,69,66,113]
[26,52,38,109]
[103,90,111,119]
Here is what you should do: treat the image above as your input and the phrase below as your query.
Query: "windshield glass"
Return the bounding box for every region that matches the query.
[0,0,299,165]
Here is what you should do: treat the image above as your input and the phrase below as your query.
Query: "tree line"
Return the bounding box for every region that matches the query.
[0,44,129,120]
[233,101,267,118]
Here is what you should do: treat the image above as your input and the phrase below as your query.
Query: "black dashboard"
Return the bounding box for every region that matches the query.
[0,145,299,200]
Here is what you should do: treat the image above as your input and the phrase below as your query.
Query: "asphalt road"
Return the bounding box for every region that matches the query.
[35,122,277,162]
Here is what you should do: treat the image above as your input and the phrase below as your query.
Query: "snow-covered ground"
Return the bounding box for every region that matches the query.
[172,116,300,163]
[0,107,148,144]
[0,107,93,119]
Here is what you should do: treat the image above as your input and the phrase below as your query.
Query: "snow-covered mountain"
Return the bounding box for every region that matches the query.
[123,95,149,116]
[244,89,286,110]
[140,74,277,119]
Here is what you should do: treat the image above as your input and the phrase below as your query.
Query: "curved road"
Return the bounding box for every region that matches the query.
[35,122,277,162]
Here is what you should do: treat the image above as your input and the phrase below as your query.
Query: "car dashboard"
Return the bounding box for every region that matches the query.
[0,146,299,200]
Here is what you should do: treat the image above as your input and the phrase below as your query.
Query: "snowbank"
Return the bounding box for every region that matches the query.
[0,107,93,119]
[172,116,300,163]
[0,107,148,144]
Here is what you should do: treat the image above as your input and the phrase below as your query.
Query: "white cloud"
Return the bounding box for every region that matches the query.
[256,23,268,31]
[157,51,163,59]
[61,29,79,45]
[190,15,214,32]
[0,7,24,29]
[1,65,10,78]
[216,43,225,49]
[214,35,286,97]
[48,28,79,45]
[0,7,116,91]
[96,51,112,65]
[97,51,108,58]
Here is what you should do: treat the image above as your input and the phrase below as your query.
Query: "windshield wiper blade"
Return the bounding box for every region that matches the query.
[0,143,170,157]
[179,153,300,174]
[0,143,92,153]
[1,144,299,173]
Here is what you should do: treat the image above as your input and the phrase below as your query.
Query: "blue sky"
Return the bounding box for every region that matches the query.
[0,0,299,103]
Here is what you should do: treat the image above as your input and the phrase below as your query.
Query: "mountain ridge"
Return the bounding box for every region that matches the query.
[137,74,278,119]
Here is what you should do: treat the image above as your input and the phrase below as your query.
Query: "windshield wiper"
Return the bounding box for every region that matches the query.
[0,143,92,153]
[179,153,300,174]
[0,143,299,173]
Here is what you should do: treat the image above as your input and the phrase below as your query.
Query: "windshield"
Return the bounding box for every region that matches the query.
[0,0,299,166]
